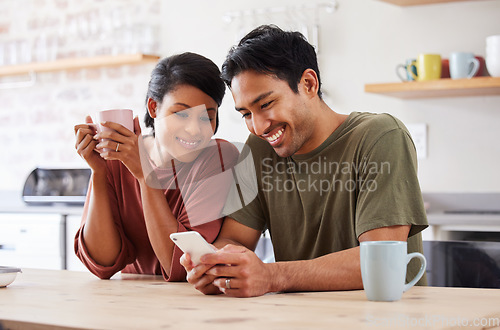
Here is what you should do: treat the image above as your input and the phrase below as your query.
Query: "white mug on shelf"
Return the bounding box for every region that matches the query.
[486,35,500,47]
[486,35,500,77]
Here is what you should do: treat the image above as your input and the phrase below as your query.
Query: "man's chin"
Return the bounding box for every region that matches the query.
[272,145,294,158]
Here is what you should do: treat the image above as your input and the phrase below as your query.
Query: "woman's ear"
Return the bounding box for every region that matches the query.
[300,69,319,99]
[147,98,158,118]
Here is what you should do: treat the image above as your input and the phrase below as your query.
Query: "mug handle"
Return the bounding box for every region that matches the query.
[396,64,408,82]
[403,252,427,292]
[467,58,480,78]
[407,62,418,81]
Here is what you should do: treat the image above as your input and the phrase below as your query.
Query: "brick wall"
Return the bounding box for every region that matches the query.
[0,0,160,191]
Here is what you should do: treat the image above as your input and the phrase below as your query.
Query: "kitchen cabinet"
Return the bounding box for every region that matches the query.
[0,53,160,77]
[365,77,500,99]
[0,213,86,271]
[0,213,65,270]
[0,190,85,271]
[65,215,87,271]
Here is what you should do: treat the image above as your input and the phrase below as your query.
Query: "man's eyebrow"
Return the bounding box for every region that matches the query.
[235,91,274,111]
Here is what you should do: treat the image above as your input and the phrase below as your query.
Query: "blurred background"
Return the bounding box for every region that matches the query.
[0,0,499,193]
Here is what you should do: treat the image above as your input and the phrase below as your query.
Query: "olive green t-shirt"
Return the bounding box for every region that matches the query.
[226,112,428,285]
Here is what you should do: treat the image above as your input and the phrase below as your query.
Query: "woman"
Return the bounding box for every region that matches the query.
[73,53,239,281]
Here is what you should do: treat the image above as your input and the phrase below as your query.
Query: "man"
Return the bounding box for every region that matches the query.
[180,25,428,297]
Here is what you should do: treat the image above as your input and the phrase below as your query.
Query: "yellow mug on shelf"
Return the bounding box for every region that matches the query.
[409,54,442,81]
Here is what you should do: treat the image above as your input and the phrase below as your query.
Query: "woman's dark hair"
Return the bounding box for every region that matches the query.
[221,24,322,99]
[145,52,225,134]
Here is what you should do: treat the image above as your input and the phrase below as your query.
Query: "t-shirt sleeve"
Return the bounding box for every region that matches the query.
[355,127,428,238]
[74,165,137,279]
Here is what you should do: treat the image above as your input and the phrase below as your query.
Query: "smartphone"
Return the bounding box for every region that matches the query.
[170,231,217,265]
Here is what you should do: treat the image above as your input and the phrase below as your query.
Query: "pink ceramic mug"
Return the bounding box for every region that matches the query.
[97,109,134,151]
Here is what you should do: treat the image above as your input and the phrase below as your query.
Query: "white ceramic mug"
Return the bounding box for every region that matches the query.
[486,35,500,77]
[486,35,500,47]
[360,241,426,302]
[449,52,479,79]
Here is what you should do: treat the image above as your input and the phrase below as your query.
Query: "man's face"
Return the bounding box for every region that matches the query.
[231,70,315,158]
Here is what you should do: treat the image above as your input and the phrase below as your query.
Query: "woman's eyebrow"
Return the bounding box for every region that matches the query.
[174,103,215,112]
[173,102,191,108]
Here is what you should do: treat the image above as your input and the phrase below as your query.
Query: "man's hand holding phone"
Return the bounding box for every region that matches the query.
[172,232,221,295]
[170,231,217,265]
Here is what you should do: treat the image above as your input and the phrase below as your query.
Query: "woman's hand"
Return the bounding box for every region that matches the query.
[74,116,105,173]
[94,116,144,180]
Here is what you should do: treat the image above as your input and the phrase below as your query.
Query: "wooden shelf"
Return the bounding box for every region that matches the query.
[376,0,478,6]
[0,53,160,77]
[365,77,500,99]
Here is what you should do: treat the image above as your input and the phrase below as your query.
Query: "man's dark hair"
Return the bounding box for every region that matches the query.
[221,24,322,99]
[145,52,225,134]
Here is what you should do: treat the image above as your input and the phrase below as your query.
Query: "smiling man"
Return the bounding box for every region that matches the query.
[180,25,428,297]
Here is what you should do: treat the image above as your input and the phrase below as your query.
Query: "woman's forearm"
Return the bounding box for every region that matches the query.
[138,180,179,277]
[82,171,122,266]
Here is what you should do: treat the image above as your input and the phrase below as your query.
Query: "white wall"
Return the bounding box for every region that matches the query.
[0,0,499,193]
[160,0,500,193]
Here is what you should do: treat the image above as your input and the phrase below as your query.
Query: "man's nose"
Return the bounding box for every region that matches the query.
[251,113,271,136]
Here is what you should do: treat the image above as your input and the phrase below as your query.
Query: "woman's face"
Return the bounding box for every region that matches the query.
[152,85,218,164]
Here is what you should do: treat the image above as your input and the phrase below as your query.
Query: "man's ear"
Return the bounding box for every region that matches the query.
[300,69,319,99]
[147,98,158,118]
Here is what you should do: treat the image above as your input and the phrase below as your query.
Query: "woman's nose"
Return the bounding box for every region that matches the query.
[185,118,202,136]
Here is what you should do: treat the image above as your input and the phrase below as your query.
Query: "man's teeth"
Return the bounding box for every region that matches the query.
[266,128,284,142]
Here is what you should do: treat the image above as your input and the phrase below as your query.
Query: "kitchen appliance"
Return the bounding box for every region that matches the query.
[22,167,91,205]
[422,193,500,288]
[423,240,500,288]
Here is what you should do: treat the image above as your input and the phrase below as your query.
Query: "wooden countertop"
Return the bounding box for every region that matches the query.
[1,269,499,329]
